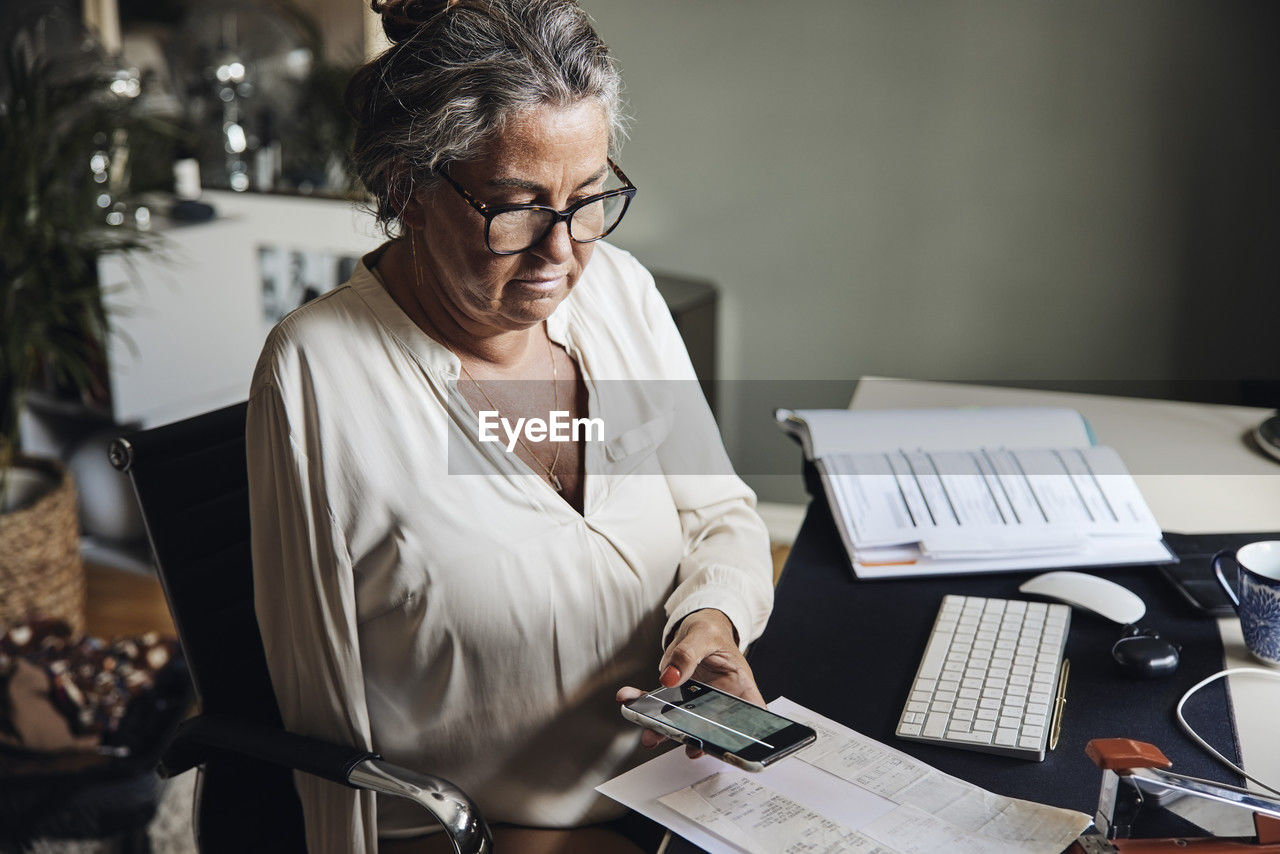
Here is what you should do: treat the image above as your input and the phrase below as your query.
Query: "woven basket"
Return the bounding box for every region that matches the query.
[0,457,86,635]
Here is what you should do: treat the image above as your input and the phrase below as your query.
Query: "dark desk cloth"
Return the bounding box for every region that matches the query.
[668,496,1245,852]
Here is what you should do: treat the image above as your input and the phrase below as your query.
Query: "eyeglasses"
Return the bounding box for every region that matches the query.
[436,158,637,256]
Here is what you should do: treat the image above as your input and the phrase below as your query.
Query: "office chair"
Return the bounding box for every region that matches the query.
[110,402,492,853]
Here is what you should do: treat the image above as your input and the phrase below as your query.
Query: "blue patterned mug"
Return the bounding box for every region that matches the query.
[1213,541,1280,667]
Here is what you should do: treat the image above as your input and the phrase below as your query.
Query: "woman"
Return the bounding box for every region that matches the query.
[246,1,774,851]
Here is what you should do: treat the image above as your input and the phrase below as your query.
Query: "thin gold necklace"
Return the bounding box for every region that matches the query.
[458,345,563,491]
[409,233,566,492]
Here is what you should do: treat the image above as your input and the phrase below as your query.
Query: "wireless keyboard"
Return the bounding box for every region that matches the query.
[895,595,1071,761]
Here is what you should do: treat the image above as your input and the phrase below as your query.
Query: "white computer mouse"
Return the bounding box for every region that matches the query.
[1018,571,1146,625]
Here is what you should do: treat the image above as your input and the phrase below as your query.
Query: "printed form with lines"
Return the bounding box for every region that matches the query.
[777,407,1173,577]
[819,445,1172,577]
[826,445,1158,553]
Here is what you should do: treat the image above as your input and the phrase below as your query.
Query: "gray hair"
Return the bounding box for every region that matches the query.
[347,0,627,234]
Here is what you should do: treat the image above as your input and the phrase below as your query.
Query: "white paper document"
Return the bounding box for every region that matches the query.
[822,446,1160,549]
[598,698,1091,854]
[774,406,1173,578]
[775,407,1094,461]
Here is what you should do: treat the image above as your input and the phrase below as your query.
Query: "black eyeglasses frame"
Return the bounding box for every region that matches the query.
[435,158,637,256]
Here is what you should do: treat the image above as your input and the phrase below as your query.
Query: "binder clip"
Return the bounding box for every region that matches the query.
[1070,738,1280,852]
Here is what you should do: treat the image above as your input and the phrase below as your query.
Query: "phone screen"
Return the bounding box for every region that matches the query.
[625,681,815,764]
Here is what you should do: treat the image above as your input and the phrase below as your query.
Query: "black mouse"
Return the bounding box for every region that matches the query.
[1112,625,1180,679]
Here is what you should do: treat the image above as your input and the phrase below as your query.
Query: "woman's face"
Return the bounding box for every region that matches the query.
[413,100,611,336]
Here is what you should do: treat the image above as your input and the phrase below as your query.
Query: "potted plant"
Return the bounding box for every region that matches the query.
[0,16,162,633]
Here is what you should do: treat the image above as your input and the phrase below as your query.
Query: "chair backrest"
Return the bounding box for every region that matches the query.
[112,403,306,850]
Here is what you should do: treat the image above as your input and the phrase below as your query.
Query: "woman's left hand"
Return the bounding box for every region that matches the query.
[616,608,765,759]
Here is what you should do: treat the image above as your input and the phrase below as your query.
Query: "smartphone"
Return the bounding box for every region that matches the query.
[621,680,817,772]
[1161,531,1280,617]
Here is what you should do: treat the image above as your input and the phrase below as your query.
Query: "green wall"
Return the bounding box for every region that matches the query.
[581,0,1280,503]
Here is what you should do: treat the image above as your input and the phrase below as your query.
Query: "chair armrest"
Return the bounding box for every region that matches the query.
[160,713,375,784]
[161,714,493,854]
[350,758,493,854]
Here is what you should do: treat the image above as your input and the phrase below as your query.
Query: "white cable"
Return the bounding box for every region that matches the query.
[1175,667,1280,798]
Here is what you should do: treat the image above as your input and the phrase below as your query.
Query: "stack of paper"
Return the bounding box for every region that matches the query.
[776,406,1174,579]
[599,697,1091,854]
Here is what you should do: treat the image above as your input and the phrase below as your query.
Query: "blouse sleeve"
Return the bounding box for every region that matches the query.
[247,378,378,854]
[630,263,775,651]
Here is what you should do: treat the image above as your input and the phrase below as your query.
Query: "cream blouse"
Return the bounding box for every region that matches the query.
[247,241,773,852]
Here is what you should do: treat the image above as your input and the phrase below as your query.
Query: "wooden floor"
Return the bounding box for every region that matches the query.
[83,561,175,639]
[771,544,790,584]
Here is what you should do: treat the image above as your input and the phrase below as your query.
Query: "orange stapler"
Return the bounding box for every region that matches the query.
[1068,738,1280,853]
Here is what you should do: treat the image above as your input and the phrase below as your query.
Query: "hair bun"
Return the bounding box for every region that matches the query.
[371,0,458,44]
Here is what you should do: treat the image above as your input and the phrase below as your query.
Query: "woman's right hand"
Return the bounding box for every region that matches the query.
[616,608,765,758]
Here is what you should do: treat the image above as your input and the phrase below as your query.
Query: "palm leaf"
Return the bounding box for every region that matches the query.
[1,24,165,471]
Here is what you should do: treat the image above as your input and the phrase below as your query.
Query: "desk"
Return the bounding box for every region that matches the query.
[850,378,1280,792]
[666,379,1280,853]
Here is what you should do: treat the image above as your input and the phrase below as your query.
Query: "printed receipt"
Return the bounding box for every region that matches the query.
[646,700,1089,854]
[660,774,881,854]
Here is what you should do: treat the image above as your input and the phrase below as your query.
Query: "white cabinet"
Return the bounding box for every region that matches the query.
[100,191,384,427]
